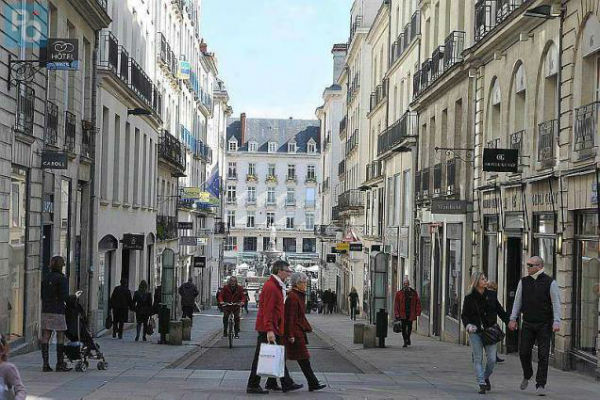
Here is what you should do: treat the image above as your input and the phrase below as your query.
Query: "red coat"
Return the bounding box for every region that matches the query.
[218,284,246,304]
[255,276,285,335]
[394,288,422,321]
[284,290,312,360]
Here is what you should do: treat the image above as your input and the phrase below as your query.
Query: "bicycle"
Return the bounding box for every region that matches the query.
[221,302,242,348]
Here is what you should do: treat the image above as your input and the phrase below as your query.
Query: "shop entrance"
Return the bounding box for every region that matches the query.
[432,229,443,337]
[505,236,522,353]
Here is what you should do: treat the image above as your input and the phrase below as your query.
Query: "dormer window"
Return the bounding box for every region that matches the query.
[268,142,277,153]
[228,139,238,152]
[248,141,257,152]
[288,142,297,153]
[307,139,316,153]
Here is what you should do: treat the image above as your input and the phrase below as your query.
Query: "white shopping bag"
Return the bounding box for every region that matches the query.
[256,343,285,378]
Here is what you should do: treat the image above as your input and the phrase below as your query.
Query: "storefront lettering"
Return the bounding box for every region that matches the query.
[531,192,558,207]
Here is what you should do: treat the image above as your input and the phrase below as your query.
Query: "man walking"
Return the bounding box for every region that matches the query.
[508,256,561,396]
[394,277,422,347]
[178,277,199,321]
[247,260,302,394]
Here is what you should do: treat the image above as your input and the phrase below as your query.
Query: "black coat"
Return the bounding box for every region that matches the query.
[41,271,69,314]
[153,286,162,314]
[178,282,199,307]
[461,288,508,332]
[132,290,153,319]
[110,285,132,310]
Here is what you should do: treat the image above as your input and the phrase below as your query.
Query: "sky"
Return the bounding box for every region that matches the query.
[201,0,352,120]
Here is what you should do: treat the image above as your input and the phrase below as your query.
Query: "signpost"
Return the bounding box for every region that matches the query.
[41,150,68,169]
[482,148,519,172]
[122,234,144,250]
[178,222,193,230]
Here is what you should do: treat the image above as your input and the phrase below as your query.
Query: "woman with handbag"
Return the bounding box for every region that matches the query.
[461,272,508,394]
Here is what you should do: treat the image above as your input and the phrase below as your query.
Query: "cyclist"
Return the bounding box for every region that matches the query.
[218,276,245,338]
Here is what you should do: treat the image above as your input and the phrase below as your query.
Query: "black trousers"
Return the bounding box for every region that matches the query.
[247,332,293,389]
[182,306,194,320]
[519,321,552,386]
[223,308,241,334]
[350,305,357,320]
[113,321,124,338]
[296,359,319,387]
[401,319,413,344]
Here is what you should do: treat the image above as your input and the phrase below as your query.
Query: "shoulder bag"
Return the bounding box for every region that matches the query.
[476,302,505,346]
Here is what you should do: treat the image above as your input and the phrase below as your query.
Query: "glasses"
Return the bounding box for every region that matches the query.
[526,263,539,267]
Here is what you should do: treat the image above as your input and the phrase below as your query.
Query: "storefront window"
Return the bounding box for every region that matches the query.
[483,216,498,282]
[574,213,599,356]
[420,237,431,315]
[8,166,27,342]
[59,179,71,276]
[533,213,556,278]
[446,224,462,319]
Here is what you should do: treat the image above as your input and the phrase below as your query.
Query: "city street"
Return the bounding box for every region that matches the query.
[11,308,599,399]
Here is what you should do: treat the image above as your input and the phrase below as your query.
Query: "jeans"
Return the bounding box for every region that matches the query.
[519,321,552,386]
[247,332,294,389]
[350,305,357,320]
[401,319,413,344]
[469,332,497,385]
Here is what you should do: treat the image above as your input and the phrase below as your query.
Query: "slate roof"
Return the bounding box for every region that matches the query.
[226,117,320,153]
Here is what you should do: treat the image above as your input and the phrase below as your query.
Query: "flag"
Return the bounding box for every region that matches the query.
[206,164,220,199]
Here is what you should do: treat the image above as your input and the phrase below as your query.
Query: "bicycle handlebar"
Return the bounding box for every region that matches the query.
[221,302,243,306]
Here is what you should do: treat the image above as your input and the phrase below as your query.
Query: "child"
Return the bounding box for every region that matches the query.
[0,333,26,400]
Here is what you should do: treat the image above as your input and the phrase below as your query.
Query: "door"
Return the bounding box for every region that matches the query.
[432,229,443,337]
[98,251,113,329]
[505,237,522,353]
[121,249,130,283]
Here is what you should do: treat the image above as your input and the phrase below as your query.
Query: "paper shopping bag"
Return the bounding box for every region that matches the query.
[256,343,285,378]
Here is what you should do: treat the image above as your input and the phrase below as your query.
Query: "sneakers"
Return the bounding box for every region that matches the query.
[234,334,240,339]
[485,379,491,391]
[536,385,547,396]
[520,378,530,390]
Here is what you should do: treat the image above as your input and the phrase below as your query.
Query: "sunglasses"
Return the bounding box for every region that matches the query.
[526,263,539,267]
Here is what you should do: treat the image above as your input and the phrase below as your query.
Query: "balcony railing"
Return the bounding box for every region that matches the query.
[306,174,317,184]
[157,215,178,241]
[431,46,445,80]
[194,140,212,163]
[475,0,494,42]
[338,159,346,176]
[422,168,430,199]
[365,160,384,182]
[348,15,364,45]
[433,163,443,195]
[538,119,557,167]
[153,86,162,117]
[45,101,58,145]
[510,129,524,153]
[444,31,465,70]
[159,130,185,172]
[574,101,597,154]
[81,119,94,158]
[286,174,297,183]
[410,10,421,40]
[377,111,418,156]
[129,58,152,106]
[118,46,129,82]
[369,81,387,112]
[64,111,76,153]
[345,129,359,156]
[99,31,118,73]
[496,0,520,23]
[15,83,34,135]
[339,116,347,136]
[338,189,364,210]
[413,70,421,99]
[332,206,340,221]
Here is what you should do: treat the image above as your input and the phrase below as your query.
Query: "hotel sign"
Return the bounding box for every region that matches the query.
[483,148,519,173]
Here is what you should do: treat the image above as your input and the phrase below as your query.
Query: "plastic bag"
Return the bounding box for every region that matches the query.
[256,343,285,378]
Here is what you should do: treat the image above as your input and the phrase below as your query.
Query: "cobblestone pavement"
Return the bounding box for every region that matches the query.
[11,309,599,399]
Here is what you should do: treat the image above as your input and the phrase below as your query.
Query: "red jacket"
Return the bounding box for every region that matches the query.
[218,284,246,304]
[394,288,422,321]
[284,289,312,360]
[255,275,284,335]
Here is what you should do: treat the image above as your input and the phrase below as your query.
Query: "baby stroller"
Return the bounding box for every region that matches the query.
[64,290,108,372]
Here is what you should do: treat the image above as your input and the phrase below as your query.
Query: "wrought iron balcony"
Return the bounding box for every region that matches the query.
[345,129,359,156]
[422,168,430,199]
[15,83,34,135]
[157,32,171,68]
[332,205,340,221]
[129,58,152,106]
[410,10,420,40]
[157,215,178,241]
[81,119,95,158]
[475,0,493,42]
[444,31,466,70]
[496,0,521,24]
[431,46,445,80]
[159,130,185,173]
[64,111,76,153]
[574,101,597,155]
[348,15,364,45]
[420,59,432,90]
[194,140,212,163]
[369,81,387,112]
[365,160,384,182]
[98,31,118,73]
[286,174,297,183]
[338,189,364,211]
[377,111,418,156]
[433,163,443,195]
[118,46,129,82]
[305,173,317,184]
[153,86,162,117]
[338,159,346,176]
[45,101,58,145]
[537,119,557,167]
[413,70,422,99]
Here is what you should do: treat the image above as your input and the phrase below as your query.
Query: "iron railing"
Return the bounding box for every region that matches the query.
[348,15,364,45]
[345,129,358,156]
[157,215,178,241]
[475,0,494,42]
[129,58,153,105]
[64,111,76,153]
[153,86,162,117]
[338,189,364,210]
[410,10,420,40]
[431,46,445,80]
[574,101,597,153]
[159,130,185,172]
[496,0,520,23]
[98,31,118,72]
[366,160,383,181]
[444,31,465,70]
[538,119,557,166]
[118,46,129,82]
[510,129,524,153]
[422,168,430,198]
[15,83,34,135]
[377,111,418,156]
[434,163,443,195]
[45,101,58,145]
[413,70,422,98]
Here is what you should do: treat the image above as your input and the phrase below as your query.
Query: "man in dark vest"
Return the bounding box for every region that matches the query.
[508,256,561,396]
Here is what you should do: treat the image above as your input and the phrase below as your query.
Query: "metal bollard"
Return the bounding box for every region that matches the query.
[353,323,365,344]
[363,325,377,348]
[168,320,183,345]
[376,309,388,348]
[181,318,192,341]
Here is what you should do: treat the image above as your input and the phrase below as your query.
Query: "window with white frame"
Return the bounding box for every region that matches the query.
[268,142,277,153]
[228,139,238,151]
[227,210,236,228]
[288,142,297,153]
[227,162,237,178]
[227,185,236,203]
[225,236,237,251]
[248,162,256,176]
[267,188,276,204]
[286,215,295,229]
[307,165,316,180]
[267,163,276,177]
[287,164,296,179]
[247,211,255,228]
[248,141,257,152]
[307,141,316,153]
[266,212,275,227]
[247,186,256,203]
[305,212,315,230]
[286,188,295,205]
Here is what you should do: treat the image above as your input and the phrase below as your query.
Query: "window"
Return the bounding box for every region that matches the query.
[286,188,295,205]
[243,237,257,251]
[307,141,316,153]
[263,237,274,251]
[287,164,296,179]
[283,237,296,252]
[305,187,316,208]
[227,185,236,203]
[247,211,255,228]
[268,164,276,177]
[228,162,237,178]
[8,166,27,340]
[267,188,276,205]
[302,238,316,253]
[446,224,462,320]
[248,141,257,152]
[286,215,295,229]
[227,210,236,228]
[402,170,411,226]
[247,187,256,203]
[288,142,297,153]
[248,163,256,176]
[307,165,316,180]
[228,140,238,151]
[305,212,315,230]
[483,216,498,282]
[533,213,556,278]
[268,142,277,153]
[266,212,275,227]
[225,237,237,251]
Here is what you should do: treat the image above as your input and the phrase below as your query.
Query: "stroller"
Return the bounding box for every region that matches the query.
[64,290,108,372]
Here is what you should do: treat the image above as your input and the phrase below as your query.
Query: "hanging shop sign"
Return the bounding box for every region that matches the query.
[41,150,68,169]
[482,148,519,172]
[336,242,350,252]
[178,60,191,80]
[178,221,193,230]
[349,243,363,252]
[180,236,199,246]
[326,254,336,263]
[431,199,468,214]
[193,256,206,268]
[122,234,144,250]
[46,39,79,70]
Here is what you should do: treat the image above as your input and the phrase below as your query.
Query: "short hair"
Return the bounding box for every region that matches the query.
[272,259,291,275]
[528,256,544,267]
[290,272,308,287]
[138,280,148,293]
[50,256,65,273]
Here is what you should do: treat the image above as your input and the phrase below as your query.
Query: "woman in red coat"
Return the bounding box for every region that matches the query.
[284,272,326,392]
[394,277,422,347]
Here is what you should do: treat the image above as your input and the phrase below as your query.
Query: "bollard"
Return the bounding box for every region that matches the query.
[181,318,192,341]
[158,304,170,344]
[353,323,365,344]
[376,309,388,348]
[363,325,377,348]
[169,320,183,345]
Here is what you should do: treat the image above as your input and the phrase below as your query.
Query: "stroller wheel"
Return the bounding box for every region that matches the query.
[97,361,107,370]
[75,361,87,372]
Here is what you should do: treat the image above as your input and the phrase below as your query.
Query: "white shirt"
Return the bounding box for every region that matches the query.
[272,274,287,301]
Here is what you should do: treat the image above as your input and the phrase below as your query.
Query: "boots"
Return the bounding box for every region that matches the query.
[55,344,72,372]
[41,343,52,372]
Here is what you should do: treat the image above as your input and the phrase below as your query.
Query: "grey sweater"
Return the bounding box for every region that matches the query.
[0,362,26,400]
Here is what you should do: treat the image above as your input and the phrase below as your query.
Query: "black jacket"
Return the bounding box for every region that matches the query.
[132,290,153,318]
[461,288,508,332]
[153,286,162,314]
[41,271,69,314]
[178,282,199,307]
[110,285,132,310]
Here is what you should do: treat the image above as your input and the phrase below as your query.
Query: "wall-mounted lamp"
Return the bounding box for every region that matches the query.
[497,231,503,248]
[556,232,563,254]
[523,231,529,251]
[472,230,477,245]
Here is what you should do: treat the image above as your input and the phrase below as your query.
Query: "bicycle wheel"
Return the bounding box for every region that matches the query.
[228,318,233,348]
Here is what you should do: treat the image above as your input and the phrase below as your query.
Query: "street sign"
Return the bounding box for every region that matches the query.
[193,256,206,268]
[178,221,193,230]
[331,246,346,254]
[371,245,381,252]
[336,242,350,252]
[122,234,144,250]
[431,199,469,214]
[41,150,68,169]
[326,254,336,263]
[180,236,198,246]
[46,39,79,70]
[349,243,363,252]
[482,148,519,172]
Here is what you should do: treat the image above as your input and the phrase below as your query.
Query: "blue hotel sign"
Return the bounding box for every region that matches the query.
[46,38,79,70]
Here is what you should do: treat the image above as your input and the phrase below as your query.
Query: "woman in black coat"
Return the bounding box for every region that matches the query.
[132,280,153,341]
[110,279,132,339]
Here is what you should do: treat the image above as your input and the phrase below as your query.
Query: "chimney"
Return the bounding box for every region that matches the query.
[331,43,348,83]
[240,112,246,145]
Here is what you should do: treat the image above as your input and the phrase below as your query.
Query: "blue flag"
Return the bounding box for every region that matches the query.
[206,164,220,199]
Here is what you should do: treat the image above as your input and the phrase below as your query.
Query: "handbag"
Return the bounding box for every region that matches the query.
[256,343,285,378]
[475,303,505,346]
[105,314,113,330]
[393,320,402,333]
[146,317,155,335]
